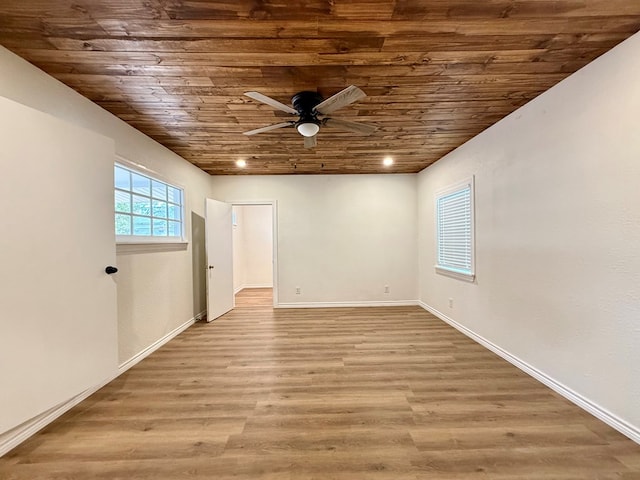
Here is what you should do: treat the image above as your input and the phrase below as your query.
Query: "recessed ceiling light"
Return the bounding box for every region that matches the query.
[383,157,394,166]
[236,159,247,168]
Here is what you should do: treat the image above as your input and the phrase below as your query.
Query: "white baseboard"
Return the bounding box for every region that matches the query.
[117,312,202,374]
[234,284,273,294]
[276,300,419,309]
[0,375,117,458]
[0,311,203,457]
[419,301,640,445]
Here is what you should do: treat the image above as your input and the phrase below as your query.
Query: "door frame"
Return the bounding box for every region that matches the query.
[229,200,279,307]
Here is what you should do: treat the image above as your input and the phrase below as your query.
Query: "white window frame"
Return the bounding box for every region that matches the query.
[435,176,475,282]
[114,158,187,245]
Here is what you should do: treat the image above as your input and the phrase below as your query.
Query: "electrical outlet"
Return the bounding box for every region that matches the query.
[384,285,390,294]
[448,298,453,308]
[296,287,301,295]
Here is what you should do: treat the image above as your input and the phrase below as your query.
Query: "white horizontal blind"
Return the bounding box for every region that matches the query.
[436,181,473,278]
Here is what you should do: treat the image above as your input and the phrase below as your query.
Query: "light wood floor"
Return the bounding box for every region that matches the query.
[235,287,273,308]
[2,292,639,479]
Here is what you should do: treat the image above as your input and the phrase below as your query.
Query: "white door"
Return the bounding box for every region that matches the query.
[205,198,234,321]
[0,97,117,433]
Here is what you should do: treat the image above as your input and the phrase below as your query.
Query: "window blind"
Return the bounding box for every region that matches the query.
[436,183,473,277]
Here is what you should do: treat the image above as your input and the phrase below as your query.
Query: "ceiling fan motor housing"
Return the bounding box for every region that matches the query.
[292,91,324,115]
[292,91,324,130]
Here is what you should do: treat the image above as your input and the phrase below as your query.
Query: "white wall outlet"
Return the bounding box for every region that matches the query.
[296,287,301,295]
[449,298,454,308]
[384,285,390,294]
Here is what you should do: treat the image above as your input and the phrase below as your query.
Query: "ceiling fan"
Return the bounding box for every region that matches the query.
[242,85,376,148]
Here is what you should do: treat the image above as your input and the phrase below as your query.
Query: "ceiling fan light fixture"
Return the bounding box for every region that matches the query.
[296,122,320,137]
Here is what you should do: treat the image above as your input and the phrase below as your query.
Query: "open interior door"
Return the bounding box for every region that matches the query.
[205,198,234,321]
[0,97,117,434]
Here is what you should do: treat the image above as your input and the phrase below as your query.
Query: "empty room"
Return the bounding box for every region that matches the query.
[1,1,639,478]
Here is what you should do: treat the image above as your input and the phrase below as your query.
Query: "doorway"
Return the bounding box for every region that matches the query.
[231,201,277,308]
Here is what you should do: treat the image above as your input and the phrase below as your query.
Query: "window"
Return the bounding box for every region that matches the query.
[435,176,475,281]
[114,163,185,242]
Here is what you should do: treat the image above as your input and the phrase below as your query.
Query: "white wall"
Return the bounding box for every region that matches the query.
[0,46,211,365]
[418,33,640,437]
[212,175,418,305]
[232,205,273,291]
[234,205,273,289]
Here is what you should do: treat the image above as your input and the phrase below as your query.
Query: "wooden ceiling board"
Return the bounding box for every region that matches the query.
[0,1,639,175]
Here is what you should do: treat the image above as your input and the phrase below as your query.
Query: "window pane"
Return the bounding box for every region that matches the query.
[114,166,130,190]
[152,200,167,218]
[132,216,151,236]
[115,191,131,213]
[152,219,168,236]
[115,164,184,241]
[168,221,182,237]
[131,172,151,196]
[132,194,151,215]
[168,204,181,220]
[115,214,131,235]
[168,186,181,204]
[152,180,167,200]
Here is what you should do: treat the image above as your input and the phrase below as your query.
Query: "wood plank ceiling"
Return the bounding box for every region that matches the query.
[0,1,639,175]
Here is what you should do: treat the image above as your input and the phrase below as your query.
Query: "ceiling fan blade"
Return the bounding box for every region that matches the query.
[323,118,376,136]
[244,91,297,115]
[304,135,317,149]
[243,122,294,136]
[314,85,366,115]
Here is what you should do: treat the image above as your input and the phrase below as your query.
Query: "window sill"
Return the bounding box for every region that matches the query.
[435,265,475,282]
[116,242,188,255]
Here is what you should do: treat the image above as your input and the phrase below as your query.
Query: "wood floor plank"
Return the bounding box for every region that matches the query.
[1,288,639,478]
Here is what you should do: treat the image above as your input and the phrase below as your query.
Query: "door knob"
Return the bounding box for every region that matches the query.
[105,266,118,274]
[208,265,215,270]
